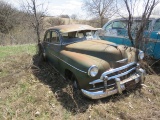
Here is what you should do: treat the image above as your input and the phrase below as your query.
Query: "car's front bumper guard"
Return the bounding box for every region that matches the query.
[81,68,146,99]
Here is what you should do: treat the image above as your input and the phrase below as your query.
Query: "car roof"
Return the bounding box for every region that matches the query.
[47,24,99,33]
[109,15,160,21]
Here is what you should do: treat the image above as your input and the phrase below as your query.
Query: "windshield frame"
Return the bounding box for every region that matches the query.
[60,30,100,45]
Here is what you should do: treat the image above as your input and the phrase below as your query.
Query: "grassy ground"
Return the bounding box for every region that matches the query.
[0,44,160,120]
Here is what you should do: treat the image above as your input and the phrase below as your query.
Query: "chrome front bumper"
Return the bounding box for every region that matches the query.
[81,63,146,99]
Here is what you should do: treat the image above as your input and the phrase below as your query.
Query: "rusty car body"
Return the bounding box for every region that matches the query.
[42,24,146,99]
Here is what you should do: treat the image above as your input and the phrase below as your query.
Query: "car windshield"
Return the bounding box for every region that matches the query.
[61,30,99,44]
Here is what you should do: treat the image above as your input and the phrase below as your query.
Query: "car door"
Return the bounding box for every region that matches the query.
[48,30,61,70]
[151,18,160,59]
[43,30,51,59]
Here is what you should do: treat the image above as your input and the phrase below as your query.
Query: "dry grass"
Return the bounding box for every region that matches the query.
[0,44,160,120]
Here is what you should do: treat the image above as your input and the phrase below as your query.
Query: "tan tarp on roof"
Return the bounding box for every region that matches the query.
[48,24,99,33]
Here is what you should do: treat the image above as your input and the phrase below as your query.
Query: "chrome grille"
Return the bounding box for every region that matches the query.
[100,62,137,80]
[89,62,137,90]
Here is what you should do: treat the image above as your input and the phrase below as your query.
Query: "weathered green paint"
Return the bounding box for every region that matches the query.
[43,24,139,89]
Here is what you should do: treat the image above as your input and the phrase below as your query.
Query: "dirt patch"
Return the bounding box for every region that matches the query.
[0,53,160,120]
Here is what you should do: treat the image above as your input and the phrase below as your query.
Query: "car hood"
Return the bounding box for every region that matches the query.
[63,40,135,68]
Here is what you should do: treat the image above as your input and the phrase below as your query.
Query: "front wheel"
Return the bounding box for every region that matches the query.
[73,79,79,89]
[65,70,80,89]
[71,74,80,89]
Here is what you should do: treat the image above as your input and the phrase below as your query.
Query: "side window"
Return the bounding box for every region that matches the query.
[112,21,127,29]
[44,31,50,42]
[105,22,112,30]
[51,31,60,44]
[153,19,160,31]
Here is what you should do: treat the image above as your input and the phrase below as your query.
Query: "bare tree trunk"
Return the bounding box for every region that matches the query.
[124,0,158,49]
[124,0,135,47]
[100,16,103,27]
[23,0,46,55]
[83,0,116,28]
[31,0,42,55]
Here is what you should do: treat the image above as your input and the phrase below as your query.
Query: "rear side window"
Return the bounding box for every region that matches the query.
[51,31,60,44]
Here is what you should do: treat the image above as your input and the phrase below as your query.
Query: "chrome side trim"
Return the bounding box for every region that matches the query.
[108,67,136,80]
[100,62,136,79]
[50,53,87,73]
[116,58,128,63]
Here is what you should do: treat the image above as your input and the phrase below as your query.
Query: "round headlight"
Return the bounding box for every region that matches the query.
[88,65,98,77]
[138,50,144,60]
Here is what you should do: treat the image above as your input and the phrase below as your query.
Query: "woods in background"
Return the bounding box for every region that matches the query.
[0,0,159,47]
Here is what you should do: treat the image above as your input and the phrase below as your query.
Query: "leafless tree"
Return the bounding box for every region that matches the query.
[115,0,159,73]
[70,14,78,20]
[59,14,70,18]
[83,0,116,27]
[21,0,47,54]
[0,1,22,45]
[121,0,159,49]
[47,17,65,26]
[0,1,17,34]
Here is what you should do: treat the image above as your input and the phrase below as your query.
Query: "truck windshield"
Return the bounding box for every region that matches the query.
[131,20,151,30]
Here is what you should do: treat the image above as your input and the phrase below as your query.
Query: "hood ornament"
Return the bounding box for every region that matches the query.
[116,58,128,63]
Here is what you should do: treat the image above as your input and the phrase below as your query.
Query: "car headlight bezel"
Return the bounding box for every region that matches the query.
[88,65,99,77]
[138,50,144,60]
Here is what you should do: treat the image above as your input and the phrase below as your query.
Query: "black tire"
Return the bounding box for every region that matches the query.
[65,70,80,89]
[42,51,47,62]
[71,74,80,89]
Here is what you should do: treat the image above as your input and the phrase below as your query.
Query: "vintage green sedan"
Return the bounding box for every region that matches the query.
[42,24,146,99]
